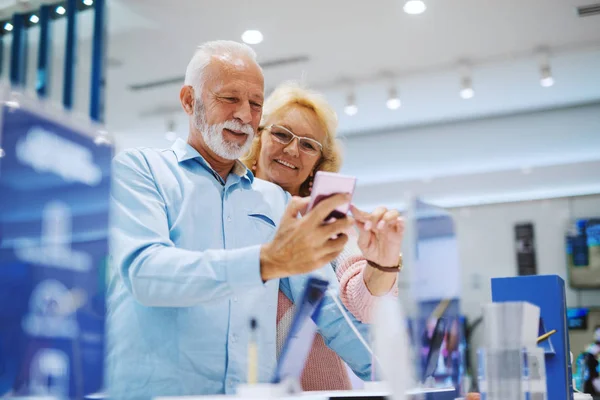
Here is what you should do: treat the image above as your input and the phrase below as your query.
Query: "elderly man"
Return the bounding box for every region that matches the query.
[107,40,387,399]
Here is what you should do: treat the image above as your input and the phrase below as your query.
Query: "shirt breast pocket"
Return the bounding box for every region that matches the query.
[247,212,277,243]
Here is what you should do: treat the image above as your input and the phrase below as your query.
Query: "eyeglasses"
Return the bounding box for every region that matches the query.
[266,124,323,156]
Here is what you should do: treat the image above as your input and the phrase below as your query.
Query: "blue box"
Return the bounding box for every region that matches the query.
[491,275,573,400]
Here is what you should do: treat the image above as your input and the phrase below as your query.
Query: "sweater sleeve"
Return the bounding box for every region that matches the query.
[331,233,399,324]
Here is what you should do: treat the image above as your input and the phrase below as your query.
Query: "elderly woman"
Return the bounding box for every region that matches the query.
[242,82,402,390]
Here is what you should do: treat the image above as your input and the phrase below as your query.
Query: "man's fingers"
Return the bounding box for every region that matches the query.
[318,250,345,267]
[320,216,354,238]
[321,234,349,256]
[307,193,351,223]
[284,196,310,219]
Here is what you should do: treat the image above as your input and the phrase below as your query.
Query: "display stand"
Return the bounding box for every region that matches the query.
[491,275,573,400]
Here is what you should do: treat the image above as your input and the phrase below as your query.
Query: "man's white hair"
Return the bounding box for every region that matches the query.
[184,40,259,97]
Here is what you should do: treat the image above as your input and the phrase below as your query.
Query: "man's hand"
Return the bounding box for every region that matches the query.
[350,205,404,268]
[260,194,354,281]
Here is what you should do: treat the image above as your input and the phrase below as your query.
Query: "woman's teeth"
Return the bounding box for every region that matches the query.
[275,160,297,169]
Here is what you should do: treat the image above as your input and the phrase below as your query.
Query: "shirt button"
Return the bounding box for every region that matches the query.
[227,216,232,222]
[231,334,238,343]
[233,296,238,302]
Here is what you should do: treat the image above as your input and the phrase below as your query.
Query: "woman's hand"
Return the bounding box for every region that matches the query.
[350,205,404,268]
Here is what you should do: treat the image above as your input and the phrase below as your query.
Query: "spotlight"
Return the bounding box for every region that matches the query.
[56,6,66,15]
[536,48,555,88]
[241,30,263,45]
[83,0,94,5]
[404,0,426,15]
[460,76,474,99]
[29,14,39,24]
[540,64,554,87]
[4,22,13,32]
[386,87,401,110]
[344,93,358,116]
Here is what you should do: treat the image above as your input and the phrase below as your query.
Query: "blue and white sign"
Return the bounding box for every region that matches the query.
[0,96,113,398]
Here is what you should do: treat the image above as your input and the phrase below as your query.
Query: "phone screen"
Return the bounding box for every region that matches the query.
[312,194,348,220]
[423,318,448,381]
[308,171,356,221]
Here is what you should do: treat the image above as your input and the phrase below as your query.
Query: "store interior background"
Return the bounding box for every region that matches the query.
[4,0,600,371]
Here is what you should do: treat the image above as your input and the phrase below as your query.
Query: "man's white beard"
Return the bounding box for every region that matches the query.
[193,101,254,160]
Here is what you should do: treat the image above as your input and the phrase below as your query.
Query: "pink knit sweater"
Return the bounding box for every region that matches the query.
[275,238,399,391]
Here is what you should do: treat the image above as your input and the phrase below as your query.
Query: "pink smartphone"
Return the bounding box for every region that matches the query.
[307,171,357,220]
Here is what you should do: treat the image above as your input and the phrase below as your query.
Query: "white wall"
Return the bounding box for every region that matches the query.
[440,194,600,370]
[452,194,600,315]
[342,103,600,209]
[342,102,600,184]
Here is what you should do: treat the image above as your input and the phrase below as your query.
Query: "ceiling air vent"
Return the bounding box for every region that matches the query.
[576,3,600,17]
[129,54,310,92]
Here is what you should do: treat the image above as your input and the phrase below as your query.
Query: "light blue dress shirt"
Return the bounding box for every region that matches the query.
[107,138,371,399]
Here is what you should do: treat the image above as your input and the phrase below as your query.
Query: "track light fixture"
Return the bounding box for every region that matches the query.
[344,92,358,116]
[386,87,401,110]
[460,76,474,99]
[539,64,554,87]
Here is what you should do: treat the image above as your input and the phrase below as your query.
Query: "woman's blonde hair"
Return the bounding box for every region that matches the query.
[242,81,343,196]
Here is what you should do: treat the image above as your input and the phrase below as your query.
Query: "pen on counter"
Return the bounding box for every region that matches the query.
[248,318,258,385]
[537,329,557,344]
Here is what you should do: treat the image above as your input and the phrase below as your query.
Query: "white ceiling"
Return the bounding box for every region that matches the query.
[4,0,600,206]
[97,0,600,141]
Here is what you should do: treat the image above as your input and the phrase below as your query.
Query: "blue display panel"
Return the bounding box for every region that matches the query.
[0,96,113,398]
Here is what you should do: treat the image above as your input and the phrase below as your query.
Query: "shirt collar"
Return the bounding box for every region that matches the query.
[171,138,254,183]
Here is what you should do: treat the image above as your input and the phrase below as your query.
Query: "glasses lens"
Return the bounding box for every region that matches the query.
[270,128,293,144]
[271,126,321,155]
[299,139,319,155]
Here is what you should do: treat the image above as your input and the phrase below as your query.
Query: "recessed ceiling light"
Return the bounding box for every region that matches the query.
[56,6,66,15]
[83,0,94,6]
[29,14,39,24]
[404,0,426,15]
[4,22,13,31]
[241,30,263,45]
